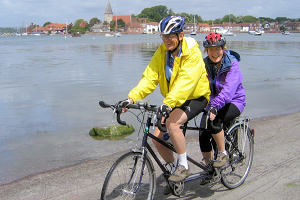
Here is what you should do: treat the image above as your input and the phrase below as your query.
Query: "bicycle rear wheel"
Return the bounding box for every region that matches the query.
[221,124,254,189]
[100,151,156,200]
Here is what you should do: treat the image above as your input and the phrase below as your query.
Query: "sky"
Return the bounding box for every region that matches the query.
[1,0,300,27]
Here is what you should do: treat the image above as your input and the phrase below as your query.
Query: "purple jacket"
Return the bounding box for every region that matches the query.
[204,50,246,113]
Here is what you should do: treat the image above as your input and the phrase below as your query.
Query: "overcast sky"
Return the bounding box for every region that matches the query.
[1,0,299,27]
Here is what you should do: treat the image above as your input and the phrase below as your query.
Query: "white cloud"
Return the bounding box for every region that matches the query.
[1,0,14,7]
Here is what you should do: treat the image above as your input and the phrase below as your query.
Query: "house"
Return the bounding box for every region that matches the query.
[142,22,159,34]
[198,23,210,33]
[112,16,132,25]
[79,21,88,28]
[26,23,67,34]
[90,23,110,32]
[285,22,300,32]
[44,23,67,34]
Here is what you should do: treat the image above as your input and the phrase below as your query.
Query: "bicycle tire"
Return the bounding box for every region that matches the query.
[100,151,156,200]
[221,123,254,189]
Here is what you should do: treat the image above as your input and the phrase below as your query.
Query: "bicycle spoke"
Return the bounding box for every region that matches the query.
[221,124,254,189]
[101,152,155,200]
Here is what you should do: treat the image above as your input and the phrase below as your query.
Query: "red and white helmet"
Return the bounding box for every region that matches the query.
[203,32,226,48]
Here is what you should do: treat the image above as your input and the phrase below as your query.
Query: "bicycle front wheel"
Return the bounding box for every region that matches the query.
[100,151,156,200]
[221,124,254,189]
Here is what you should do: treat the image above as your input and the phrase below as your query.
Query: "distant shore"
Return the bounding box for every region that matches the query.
[2,31,300,37]
[1,111,300,200]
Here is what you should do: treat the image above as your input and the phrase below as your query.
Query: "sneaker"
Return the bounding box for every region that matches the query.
[164,162,177,174]
[168,165,190,182]
[213,152,229,168]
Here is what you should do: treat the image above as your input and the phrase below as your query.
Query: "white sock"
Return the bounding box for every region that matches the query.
[172,160,177,167]
[222,151,228,155]
[177,152,188,169]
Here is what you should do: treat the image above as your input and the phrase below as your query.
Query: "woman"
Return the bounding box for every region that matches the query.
[121,16,210,182]
[199,32,246,169]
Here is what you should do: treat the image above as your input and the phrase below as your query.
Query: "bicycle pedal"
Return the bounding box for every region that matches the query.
[169,181,184,197]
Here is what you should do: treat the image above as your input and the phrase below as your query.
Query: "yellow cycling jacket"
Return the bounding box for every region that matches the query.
[128,37,210,108]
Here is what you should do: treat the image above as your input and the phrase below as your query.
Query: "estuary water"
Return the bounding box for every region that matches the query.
[0,33,300,184]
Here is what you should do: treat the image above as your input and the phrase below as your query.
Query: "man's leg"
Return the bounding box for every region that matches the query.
[167,109,190,182]
[152,127,175,163]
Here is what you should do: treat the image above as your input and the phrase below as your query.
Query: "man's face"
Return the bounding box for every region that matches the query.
[161,32,184,51]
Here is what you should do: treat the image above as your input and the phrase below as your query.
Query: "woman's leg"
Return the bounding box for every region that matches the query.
[212,129,226,152]
[211,104,241,167]
[199,128,214,165]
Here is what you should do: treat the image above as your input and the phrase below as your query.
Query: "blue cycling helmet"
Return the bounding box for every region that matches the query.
[159,16,185,34]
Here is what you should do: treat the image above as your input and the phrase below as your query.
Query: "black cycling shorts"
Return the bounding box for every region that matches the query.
[174,96,208,121]
[199,103,241,152]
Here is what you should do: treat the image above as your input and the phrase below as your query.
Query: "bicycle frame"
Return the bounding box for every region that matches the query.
[134,111,214,189]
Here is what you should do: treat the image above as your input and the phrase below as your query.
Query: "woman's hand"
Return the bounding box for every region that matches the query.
[208,107,217,121]
[209,112,216,121]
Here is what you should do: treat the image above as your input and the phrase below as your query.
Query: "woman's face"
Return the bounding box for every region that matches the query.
[208,46,224,63]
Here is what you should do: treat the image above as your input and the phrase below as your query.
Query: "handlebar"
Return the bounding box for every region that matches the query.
[99,100,167,130]
[99,100,223,132]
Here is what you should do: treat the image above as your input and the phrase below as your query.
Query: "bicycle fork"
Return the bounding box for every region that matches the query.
[126,119,152,195]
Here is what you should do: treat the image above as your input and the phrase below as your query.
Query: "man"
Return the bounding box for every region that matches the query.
[123,16,210,182]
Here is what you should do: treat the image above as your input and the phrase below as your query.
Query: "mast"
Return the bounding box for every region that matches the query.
[115,16,117,32]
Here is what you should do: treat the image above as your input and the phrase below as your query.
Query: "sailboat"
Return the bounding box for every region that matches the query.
[282,31,290,35]
[22,25,28,36]
[114,15,121,37]
[249,19,264,36]
[217,14,235,36]
[190,16,197,35]
[217,28,234,36]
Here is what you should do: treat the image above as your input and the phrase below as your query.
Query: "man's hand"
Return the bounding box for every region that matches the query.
[117,99,133,113]
[158,104,172,118]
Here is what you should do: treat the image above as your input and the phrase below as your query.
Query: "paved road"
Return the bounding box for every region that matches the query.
[1,112,300,200]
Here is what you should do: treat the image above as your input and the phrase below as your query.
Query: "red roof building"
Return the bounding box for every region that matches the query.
[112,16,132,24]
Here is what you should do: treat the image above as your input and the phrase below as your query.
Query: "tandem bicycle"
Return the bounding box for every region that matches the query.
[99,100,254,200]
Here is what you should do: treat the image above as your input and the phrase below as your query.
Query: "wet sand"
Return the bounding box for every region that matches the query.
[1,112,300,200]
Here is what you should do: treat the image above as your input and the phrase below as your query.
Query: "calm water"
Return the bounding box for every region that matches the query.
[0,33,300,184]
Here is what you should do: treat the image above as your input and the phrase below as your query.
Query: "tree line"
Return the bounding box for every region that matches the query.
[46,5,300,34]
[1,5,299,34]
[135,5,300,24]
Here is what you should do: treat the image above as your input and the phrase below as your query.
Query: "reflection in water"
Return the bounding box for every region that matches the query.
[104,44,114,66]
[0,34,300,184]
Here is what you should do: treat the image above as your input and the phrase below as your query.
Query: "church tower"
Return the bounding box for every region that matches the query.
[104,0,113,23]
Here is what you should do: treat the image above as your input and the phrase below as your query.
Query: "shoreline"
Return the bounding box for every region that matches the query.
[0,110,293,187]
[0,110,299,186]
[1,111,300,199]
[2,31,300,37]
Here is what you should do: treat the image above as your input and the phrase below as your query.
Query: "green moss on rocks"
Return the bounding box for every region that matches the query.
[89,124,134,140]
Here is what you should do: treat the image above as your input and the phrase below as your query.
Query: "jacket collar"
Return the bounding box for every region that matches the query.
[218,50,232,74]
[161,37,196,57]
